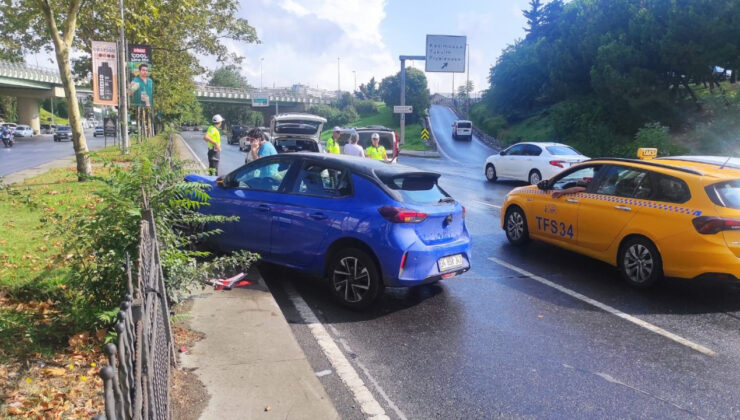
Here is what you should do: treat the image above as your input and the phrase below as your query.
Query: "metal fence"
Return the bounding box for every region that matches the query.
[94,206,176,420]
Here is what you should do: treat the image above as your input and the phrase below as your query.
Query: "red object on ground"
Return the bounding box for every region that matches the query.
[211,273,253,290]
[179,346,187,353]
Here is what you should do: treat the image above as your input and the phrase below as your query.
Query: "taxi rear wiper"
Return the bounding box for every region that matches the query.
[438,197,456,204]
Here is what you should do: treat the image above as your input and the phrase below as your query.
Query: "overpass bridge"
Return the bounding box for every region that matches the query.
[0,59,336,131]
[0,59,92,133]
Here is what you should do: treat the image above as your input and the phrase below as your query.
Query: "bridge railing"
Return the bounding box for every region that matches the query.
[0,59,62,84]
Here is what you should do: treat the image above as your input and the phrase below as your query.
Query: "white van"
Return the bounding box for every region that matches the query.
[452,120,473,141]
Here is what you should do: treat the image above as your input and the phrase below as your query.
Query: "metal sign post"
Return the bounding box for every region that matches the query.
[399,55,425,146]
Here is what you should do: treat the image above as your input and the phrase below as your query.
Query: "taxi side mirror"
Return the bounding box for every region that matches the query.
[537,180,550,190]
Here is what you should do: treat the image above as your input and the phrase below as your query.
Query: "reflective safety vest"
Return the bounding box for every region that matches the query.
[206,125,221,149]
[326,137,340,154]
[365,145,386,160]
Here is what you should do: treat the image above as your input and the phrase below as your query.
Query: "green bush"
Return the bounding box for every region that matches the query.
[48,134,258,328]
[309,104,359,128]
[354,100,378,117]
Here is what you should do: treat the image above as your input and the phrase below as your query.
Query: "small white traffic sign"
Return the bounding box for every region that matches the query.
[425,35,466,73]
[393,105,413,114]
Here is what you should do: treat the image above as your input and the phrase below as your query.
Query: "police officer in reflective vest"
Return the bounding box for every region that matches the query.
[204,114,223,175]
[365,132,388,161]
[326,126,341,154]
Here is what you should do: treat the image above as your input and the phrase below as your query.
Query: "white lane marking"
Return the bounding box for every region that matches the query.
[315,369,332,377]
[488,257,717,356]
[283,284,394,419]
[180,136,207,169]
[472,200,501,209]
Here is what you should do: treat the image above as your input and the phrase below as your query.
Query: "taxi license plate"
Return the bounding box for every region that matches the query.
[438,254,464,272]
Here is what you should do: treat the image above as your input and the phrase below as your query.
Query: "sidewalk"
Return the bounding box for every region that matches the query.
[174,133,339,419]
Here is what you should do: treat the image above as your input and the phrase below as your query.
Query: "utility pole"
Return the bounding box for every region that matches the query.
[399,55,425,146]
[117,0,129,153]
[466,43,470,117]
[353,70,356,93]
[260,58,264,90]
[337,57,341,100]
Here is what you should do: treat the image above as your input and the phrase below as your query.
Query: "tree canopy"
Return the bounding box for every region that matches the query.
[482,0,740,155]
[209,65,251,89]
[0,0,260,124]
[379,68,430,124]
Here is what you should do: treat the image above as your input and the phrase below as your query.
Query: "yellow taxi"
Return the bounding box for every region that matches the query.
[501,149,740,286]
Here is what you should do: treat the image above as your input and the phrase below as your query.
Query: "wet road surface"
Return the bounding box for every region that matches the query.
[181,108,740,419]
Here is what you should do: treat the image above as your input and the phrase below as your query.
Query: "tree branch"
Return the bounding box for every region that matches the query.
[35,0,63,51]
[63,0,83,47]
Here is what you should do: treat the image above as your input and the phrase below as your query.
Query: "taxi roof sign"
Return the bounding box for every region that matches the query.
[637,148,658,160]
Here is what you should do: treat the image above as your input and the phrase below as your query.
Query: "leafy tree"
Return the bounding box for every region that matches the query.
[456,81,475,101]
[209,65,251,89]
[0,0,260,178]
[379,68,430,124]
[523,0,544,40]
[358,77,380,101]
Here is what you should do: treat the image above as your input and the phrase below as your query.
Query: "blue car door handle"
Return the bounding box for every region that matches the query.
[258,204,271,212]
[310,212,327,220]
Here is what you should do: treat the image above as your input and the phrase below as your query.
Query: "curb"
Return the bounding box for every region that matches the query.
[398,149,440,158]
[1,156,76,185]
[173,132,340,419]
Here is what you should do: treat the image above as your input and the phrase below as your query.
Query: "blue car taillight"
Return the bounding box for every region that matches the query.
[378,206,428,223]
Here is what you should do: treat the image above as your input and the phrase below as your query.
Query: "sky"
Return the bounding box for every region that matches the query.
[26,0,533,95]
[214,0,532,95]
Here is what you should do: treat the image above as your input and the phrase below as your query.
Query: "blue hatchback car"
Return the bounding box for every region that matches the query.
[186,153,471,308]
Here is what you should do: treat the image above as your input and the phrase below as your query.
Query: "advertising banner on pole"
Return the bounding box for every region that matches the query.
[127,44,154,107]
[425,35,466,73]
[91,41,118,106]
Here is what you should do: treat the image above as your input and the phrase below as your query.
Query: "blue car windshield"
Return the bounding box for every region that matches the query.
[382,174,447,204]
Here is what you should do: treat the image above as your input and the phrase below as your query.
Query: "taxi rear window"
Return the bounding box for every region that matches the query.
[706,180,740,210]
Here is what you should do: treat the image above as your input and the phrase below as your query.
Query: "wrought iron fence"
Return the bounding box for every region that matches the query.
[93,206,176,420]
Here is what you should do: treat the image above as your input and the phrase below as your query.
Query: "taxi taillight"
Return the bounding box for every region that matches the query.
[692,216,740,234]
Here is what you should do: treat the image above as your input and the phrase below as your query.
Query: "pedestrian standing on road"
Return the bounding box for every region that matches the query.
[365,132,388,161]
[343,132,364,157]
[326,126,341,154]
[245,127,265,164]
[204,114,223,175]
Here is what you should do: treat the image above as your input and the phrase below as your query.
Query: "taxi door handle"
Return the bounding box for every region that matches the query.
[614,205,631,211]
[565,198,579,203]
[257,204,271,212]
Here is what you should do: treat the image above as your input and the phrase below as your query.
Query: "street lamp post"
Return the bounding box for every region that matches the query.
[337,57,341,99]
[353,70,356,93]
[466,43,470,117]
[260,58,264,91]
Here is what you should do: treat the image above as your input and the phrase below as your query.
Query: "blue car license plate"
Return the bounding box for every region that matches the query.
[438,254,464,272]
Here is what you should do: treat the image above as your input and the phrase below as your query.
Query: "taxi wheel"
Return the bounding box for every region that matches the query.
[618,237,663,288]
[505,206,530,245]
[528,170,542,185]
[329,248,382,310]
[485,164,497,182]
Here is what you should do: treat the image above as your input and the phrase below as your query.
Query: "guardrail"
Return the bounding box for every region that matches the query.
[431,97,502,150]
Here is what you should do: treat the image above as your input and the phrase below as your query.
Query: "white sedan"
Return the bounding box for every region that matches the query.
[484,142,589,185]
[14,124,35,137]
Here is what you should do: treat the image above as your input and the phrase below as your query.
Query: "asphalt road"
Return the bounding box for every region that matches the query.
[0,129,110,177]
[183,109,740,419]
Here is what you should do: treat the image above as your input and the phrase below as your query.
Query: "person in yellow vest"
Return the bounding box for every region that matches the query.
[365,132,388,161]
[325,126,341,154]
[204,114,224,175]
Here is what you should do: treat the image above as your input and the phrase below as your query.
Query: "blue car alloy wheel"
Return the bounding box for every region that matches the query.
[329,248,382,309]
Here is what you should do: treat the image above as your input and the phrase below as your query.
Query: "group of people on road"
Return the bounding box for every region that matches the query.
[203,113,277,175]
[327,126,388,161]
[203,116,389,176]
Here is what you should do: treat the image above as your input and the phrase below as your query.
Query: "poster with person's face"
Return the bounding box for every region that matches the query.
[127,44,154,107]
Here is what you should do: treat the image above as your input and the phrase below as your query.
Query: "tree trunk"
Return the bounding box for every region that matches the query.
[55,46,91,179]
[681,79,702,110]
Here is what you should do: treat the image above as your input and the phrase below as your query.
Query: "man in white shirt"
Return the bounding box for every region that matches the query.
[343,132,364,157]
